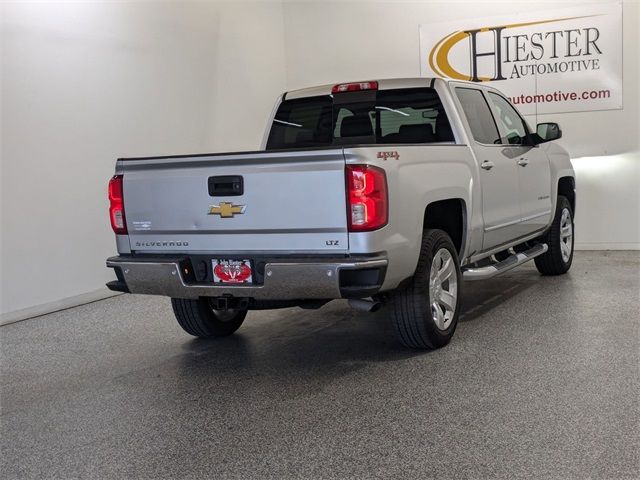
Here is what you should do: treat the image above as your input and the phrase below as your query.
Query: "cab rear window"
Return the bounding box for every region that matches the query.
[265,88,454,150]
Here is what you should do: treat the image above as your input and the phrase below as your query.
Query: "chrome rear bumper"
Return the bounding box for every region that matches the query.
[106,255,387,300]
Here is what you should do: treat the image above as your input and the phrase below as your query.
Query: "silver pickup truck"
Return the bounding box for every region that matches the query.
[106,78,575,349]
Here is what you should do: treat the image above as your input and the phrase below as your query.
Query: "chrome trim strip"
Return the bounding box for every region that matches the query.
[484,218,521,232]
[521,210,552,222]
[484,209,552,233]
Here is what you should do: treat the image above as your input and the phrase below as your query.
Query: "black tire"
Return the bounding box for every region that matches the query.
[171,297,247,338]
[534,195,574,275]
[389,229,462,349]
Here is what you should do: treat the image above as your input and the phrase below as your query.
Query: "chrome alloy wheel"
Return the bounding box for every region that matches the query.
[560,207,573,263]
[428,248,458,330]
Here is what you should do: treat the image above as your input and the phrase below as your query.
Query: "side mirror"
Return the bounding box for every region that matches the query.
[536,122,562,143]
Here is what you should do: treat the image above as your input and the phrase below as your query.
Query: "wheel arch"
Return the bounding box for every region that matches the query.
[422,198,467,256]
[558,176,576,214]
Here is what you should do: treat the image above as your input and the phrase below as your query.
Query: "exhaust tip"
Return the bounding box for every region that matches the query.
[348,298,382,313]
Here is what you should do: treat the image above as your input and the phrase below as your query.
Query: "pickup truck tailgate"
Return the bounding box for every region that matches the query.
[119,149,348,253]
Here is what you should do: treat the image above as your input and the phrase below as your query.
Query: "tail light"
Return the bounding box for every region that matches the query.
[346,165,388,232]
[331,81,378,94]
[108,175,127,234]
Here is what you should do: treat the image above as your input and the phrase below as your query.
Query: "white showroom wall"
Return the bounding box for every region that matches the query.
[1,0,638,321]
[0,1,286,319]
[281,0,640,250]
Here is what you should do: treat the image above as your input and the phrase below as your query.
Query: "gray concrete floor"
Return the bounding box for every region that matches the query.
[1,251,639,479]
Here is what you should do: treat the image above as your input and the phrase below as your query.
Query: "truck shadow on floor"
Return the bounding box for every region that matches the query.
[175,270,541,380]
[458,271,539,323]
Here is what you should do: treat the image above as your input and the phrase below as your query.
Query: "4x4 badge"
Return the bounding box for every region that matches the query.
[208,202,246,218]
[377,151,399,161]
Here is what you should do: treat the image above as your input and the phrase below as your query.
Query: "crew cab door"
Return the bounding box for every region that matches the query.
[486,92,553,236]
[453,87,522,250]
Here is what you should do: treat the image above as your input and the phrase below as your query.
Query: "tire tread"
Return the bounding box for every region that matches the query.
[390,229,461,349]
[534,195,573,275]
[171,298,246,338]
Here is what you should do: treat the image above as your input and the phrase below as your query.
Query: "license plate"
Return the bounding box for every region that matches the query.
[212,259,253,284]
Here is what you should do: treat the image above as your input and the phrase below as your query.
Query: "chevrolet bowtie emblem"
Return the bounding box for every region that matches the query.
[208,202,246,218]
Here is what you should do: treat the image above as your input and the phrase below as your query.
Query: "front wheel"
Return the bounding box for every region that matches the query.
[534,195,574,275]
[389,229,462,349]
[171,297,247,338]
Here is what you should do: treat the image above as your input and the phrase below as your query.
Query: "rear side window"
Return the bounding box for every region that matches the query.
[454,87,501,145]
[266,88,454,150]
[377,89,453,144]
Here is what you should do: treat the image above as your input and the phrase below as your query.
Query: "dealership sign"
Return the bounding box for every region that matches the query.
[419,3,622,114]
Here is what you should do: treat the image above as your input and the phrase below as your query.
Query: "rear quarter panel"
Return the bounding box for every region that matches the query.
[344,144,478,291]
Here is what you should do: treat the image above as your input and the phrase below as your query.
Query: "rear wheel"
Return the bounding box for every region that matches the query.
[389,229,462,349]
[534,195,574,275]
[171,297,247,338]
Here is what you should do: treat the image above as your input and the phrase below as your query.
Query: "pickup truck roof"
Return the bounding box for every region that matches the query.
[283,77,437,100]
[283,77,487,100]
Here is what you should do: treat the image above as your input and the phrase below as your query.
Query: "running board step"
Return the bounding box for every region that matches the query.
[462,243,548,281]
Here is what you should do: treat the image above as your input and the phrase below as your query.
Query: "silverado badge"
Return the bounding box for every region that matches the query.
[208,202,246,218]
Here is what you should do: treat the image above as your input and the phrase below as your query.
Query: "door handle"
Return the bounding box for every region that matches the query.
[481,160,494,171]
[517,158,529,167]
